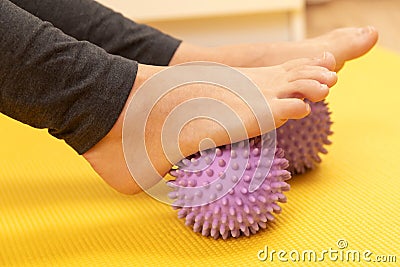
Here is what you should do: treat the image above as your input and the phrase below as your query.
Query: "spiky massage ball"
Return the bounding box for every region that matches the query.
[277,100,333,174]
[169,136,291,239]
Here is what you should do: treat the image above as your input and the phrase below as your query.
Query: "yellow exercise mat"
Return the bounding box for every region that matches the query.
[1,47,399,266]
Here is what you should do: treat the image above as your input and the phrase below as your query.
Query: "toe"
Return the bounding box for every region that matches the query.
[272,98,311,123]
[288,66,337,87]
[282,52,337,71]
[326,27,378,71]
[277,79,330,102]
[352,26,379,57]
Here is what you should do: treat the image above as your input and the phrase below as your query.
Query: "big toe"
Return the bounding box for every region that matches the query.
[351,26,379,56]
[330,26,379,70]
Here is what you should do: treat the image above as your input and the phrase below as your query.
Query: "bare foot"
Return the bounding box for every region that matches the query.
[170,27,378,72]
[259,27,379,71]
[83,53,337,194]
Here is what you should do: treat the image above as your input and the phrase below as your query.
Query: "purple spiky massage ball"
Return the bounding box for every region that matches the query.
[277,100,333,174]
[169,135,291,239]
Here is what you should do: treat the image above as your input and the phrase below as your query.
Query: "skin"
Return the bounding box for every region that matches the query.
[169,27,378,71]
[83,27,378,195]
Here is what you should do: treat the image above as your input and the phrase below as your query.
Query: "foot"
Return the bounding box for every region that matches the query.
[83,53,337,194]
[262,27,379,71]
[170,27,378,72]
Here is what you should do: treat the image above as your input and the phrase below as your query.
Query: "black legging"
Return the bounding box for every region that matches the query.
[0,0,181,154]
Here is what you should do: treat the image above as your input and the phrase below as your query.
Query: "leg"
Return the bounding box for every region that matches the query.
[1,0,336,195]
[9,0,181,66]
[11,1,377,71]
[0,0,136,154]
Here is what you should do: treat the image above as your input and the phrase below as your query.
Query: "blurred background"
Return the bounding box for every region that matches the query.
[307,0,399,52]
[97,0,399,51]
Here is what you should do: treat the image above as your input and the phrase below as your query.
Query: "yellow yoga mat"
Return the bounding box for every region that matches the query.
[1,47,399,266]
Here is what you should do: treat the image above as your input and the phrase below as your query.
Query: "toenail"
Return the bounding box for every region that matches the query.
[306,103,311,113]
[323,71,336,80]
[314,52,326,61]
[321,84,329,90]
[367,26,376,33]
[361,26,375,34]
